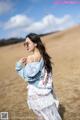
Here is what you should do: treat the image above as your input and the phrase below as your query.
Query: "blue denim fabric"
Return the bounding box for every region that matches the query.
[15,58,52,90]
[15,58,45,86]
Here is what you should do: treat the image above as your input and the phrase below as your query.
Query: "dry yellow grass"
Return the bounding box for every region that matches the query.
[0,25,80,120]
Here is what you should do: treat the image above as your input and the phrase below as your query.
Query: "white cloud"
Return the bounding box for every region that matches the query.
[0,0,12,14]
[4,14,32,29]
[3,14,76,38]
[25,14,75,33]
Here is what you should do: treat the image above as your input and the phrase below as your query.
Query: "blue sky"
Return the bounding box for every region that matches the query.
[0,0,80,39]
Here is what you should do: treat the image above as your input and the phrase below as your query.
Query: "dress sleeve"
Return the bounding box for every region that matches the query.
[15,61,43,82]
[15,58,44,82]
[25,63,41,77]
[15,61,27,80]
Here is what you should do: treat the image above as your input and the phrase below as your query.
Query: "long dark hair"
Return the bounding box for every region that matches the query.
[26,33,54,74]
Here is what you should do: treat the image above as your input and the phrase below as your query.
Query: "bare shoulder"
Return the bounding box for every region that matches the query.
[27,55,34,63]
[27,54,42,63]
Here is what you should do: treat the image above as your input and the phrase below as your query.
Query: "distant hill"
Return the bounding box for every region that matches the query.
[39,31,59,36]
[0,38,25,47]
[0,31,59,47]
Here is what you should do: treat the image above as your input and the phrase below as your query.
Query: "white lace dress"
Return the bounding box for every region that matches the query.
[26,70,62,120]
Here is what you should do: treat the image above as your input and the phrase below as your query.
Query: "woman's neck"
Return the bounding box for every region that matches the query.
[33,47,40,56]
[32,48,42,61]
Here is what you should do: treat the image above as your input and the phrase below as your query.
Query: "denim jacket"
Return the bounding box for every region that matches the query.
[15,58,53,90]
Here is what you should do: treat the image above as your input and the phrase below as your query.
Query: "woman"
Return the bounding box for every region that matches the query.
[15,33,62,120]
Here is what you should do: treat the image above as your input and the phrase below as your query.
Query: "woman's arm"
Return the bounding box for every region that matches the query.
[15,55,38,79]
[15,57,27,79]
[15,55,42,80]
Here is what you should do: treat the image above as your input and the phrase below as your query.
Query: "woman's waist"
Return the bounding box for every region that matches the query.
[27,77,53,89]
[28,92,52,99]
[27,84,52,96]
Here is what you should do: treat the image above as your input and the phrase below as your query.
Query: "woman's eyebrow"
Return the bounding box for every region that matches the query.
[23,42,26,45]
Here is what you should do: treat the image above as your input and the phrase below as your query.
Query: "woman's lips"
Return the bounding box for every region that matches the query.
[26,47,29,50]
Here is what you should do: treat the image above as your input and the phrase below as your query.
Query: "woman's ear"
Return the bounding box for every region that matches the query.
[34,43,37,47]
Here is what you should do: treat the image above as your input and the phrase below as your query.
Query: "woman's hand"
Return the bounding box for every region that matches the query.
[19,57,27,65]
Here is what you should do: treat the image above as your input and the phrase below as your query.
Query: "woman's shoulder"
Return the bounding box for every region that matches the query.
[27,55,34,63]
[24,54,44,78]
[27,54,42,64]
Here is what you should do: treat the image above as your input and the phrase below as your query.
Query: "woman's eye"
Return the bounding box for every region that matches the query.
[24,42,29,47]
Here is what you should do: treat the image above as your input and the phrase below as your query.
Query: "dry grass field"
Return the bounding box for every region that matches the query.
[0,25,80,120]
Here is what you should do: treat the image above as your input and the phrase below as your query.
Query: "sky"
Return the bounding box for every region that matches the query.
[0,0,80,39]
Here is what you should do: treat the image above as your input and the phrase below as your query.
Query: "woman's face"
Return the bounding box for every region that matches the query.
[24,37,37,52]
